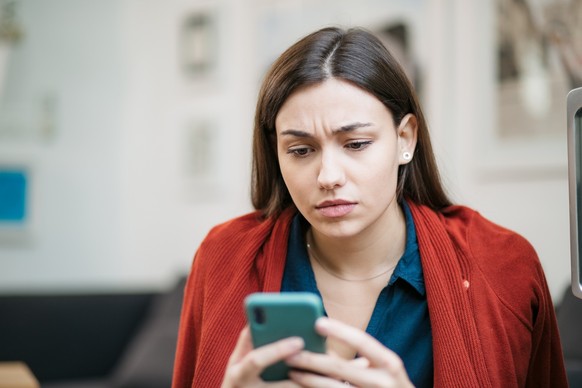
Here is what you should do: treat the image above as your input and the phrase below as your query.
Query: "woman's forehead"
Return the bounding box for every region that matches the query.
[274,80,392,133]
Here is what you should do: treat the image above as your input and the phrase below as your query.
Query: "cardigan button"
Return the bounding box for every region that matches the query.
[463,279,470,290]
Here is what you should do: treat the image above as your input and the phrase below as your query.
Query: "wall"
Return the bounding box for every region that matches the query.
[0,0,572,300]
[0,0,126,290]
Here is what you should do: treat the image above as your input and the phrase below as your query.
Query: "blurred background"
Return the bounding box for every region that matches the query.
[0,0,580,301]
[2,0,582,385]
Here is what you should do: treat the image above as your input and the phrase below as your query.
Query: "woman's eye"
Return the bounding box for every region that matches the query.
[287,147,313,157]
[346,140,372,151]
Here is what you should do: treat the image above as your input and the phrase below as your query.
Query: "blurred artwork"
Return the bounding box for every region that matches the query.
[0,0,24,95]
[376,22,423,101]
[185,121,215,178]
[181,120,225,201]
[180,11,216,78]
[0,168,27,223]
[496,0,582,139]
[0,166,31,246]
[0,0,57,142]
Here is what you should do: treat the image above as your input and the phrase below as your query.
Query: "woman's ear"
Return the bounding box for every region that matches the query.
[397,113,418,165]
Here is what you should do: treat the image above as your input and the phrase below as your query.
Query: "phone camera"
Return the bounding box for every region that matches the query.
[253,307,266,324]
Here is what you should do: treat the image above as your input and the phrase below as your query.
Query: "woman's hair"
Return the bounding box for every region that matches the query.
[251,26,451,217]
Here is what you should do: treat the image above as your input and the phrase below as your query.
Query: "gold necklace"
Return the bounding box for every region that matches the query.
[306,231,398,282]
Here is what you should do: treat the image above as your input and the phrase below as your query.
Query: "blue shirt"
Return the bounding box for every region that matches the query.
[281,202,433,387]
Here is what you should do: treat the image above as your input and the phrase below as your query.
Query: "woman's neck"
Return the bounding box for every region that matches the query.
[307,204,407,280]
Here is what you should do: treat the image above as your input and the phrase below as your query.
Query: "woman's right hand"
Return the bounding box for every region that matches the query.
[221,326,305,388]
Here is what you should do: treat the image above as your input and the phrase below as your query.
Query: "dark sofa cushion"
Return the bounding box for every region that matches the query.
[111,277,186,388]
[0,293,155,382]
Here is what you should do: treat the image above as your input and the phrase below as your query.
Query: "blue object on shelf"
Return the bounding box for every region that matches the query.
[0,169,27,222]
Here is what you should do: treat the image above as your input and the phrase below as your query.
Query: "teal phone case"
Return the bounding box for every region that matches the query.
[244,292,326,381]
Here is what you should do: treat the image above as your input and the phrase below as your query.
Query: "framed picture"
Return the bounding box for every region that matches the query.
[0,164,32,245]
[373,21,424,103]
[179,9,218,81]
[480,0,581,176]
[180,118,226,201]
[1,0,57,143]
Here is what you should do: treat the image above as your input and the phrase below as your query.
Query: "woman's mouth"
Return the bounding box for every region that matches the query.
[315,201,357,218]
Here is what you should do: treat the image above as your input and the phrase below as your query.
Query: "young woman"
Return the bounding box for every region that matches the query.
[172,27,567,388]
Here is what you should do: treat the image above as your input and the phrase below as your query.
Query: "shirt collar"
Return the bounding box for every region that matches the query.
[389,201,425,296]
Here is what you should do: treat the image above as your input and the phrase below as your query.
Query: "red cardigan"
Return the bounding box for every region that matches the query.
[172,201,567,387]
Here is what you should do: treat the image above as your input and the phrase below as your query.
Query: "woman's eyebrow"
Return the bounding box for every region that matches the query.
[279,122,373,137]
[332,122,373,134]
[279,129,311,138]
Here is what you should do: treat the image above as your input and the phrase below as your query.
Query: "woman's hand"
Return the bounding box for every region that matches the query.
[221,326,305,388]
[285,318,414,388]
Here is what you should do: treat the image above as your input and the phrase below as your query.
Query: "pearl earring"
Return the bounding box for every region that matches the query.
[403,151,412,160]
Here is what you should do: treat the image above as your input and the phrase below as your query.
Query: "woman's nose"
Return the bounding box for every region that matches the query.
[317,150,346,190]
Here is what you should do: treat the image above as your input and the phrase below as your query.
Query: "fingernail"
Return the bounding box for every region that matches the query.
[316,317,329,326]
[315,317,330,332]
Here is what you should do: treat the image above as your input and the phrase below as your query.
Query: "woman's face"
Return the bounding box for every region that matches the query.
[275,78,417,240]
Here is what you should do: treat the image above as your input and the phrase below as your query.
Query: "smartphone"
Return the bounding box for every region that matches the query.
[244,292,326,381]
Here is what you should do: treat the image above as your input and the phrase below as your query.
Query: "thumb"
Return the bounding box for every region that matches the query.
[227,326,253,366]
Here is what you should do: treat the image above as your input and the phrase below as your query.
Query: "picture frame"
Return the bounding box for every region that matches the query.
[179,9,218,81]
[476,0,581,178]
[0,163,32,246]
[180,117,226,202]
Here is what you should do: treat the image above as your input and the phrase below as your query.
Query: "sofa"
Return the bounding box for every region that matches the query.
[0,276,186,388]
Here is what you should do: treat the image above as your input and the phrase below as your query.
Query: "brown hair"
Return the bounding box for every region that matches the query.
[251,26,451,217]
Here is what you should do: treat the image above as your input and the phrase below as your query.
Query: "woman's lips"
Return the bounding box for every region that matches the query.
[315,201,356,218]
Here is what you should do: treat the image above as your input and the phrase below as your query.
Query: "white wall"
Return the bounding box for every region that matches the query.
[0,0,572,301]
[0,0,126,290]
[116,0,257,289]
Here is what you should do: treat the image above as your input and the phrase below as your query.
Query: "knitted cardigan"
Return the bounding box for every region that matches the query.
[172,200,567,387]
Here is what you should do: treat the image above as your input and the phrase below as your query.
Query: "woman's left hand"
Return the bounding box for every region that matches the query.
[285,317,414,388]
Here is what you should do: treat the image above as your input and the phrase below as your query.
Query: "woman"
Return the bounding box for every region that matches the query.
[172,26,567,387]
